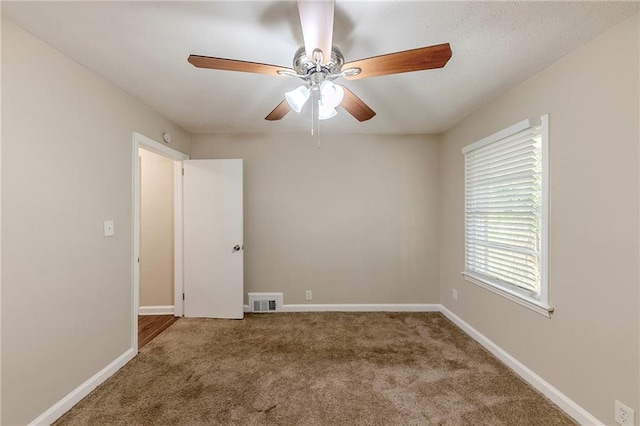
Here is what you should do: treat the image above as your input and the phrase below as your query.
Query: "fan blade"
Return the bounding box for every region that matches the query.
[341,87,376,122]
[343,43,452,80]
[188,55,293,77]
[298,0,334,61]
[265,99,292,121]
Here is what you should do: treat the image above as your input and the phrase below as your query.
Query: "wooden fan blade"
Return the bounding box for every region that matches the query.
[188,55,293,77]
[298,0,334,60]
[343,43,452,80]
[341,87,376,122]
[265,99,292,121]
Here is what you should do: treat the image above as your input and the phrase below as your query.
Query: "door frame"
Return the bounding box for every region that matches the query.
[132,132,189,351]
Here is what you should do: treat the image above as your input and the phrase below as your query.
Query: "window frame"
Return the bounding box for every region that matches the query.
[461,114,553,317]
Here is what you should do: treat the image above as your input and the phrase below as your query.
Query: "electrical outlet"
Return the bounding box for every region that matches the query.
[452,289,458,300]
[305,290,313,300]
[615,400,635,426]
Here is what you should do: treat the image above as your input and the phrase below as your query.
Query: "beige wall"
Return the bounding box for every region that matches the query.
[191,133,440,305]
[1,17,189,425]
[139,149,174,307]
[439,13,639,424]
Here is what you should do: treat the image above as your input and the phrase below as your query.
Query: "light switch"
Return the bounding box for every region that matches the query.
[104,220,114,237]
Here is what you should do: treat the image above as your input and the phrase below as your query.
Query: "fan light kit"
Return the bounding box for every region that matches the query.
[187,0,452,134]
[280,46,351,121]
[284,69,345,118]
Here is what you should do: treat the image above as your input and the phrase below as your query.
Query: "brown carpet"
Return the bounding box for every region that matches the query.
[55,312,575,425]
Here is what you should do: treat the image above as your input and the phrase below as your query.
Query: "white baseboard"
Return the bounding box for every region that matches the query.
[244,303,440,313]
[280,303,440,312]
[28,348,136,426]
[439,306,602,426]
[138,305,174,315]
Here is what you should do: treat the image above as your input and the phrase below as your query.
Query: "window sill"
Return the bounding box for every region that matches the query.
[461,272,554,318]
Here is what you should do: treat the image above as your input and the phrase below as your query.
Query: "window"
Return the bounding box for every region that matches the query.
[462,115,552,317]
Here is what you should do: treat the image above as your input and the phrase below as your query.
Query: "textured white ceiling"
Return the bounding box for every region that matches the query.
[2,1,637,135]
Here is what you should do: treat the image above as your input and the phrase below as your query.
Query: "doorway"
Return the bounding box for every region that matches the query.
[138,148,177,348]
[132,132,188,351]
[139,148,175,315]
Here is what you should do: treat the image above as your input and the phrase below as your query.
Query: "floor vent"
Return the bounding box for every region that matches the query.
[248,292,283,313]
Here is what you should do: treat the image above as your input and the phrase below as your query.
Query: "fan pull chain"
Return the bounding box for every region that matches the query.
[310,88,321,148]
[317,111,321,148]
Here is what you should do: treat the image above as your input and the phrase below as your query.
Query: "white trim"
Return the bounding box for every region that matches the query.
[138,305,175,316]
[131,137,141,351]
[132,132,189,349]
[280,303,440,312]
[540,113,550,306]
[173,161,185,317]
[27,348,136,426]
[135,132,189,161]
[440,306,603,426]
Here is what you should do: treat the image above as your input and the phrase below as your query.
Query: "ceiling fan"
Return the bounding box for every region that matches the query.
[188,0,452,123]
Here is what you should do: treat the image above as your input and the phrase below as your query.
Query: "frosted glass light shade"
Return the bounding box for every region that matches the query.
[285,85,311,113]
[319,81,344,108]
[318,103,337,120]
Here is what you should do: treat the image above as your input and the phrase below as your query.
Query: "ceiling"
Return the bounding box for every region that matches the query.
[2,1,637,135]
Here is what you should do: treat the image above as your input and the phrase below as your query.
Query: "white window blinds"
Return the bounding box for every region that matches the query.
[463,118,544,298]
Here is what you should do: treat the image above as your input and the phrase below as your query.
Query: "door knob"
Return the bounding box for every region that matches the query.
[232,245,241,252]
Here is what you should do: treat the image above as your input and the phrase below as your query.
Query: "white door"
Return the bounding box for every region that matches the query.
[183,159,244,319]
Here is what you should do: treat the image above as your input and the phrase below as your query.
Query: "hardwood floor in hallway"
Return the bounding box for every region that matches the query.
[138,315,179,349]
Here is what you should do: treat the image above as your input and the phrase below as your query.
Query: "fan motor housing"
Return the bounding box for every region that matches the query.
[292,46,344,76]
